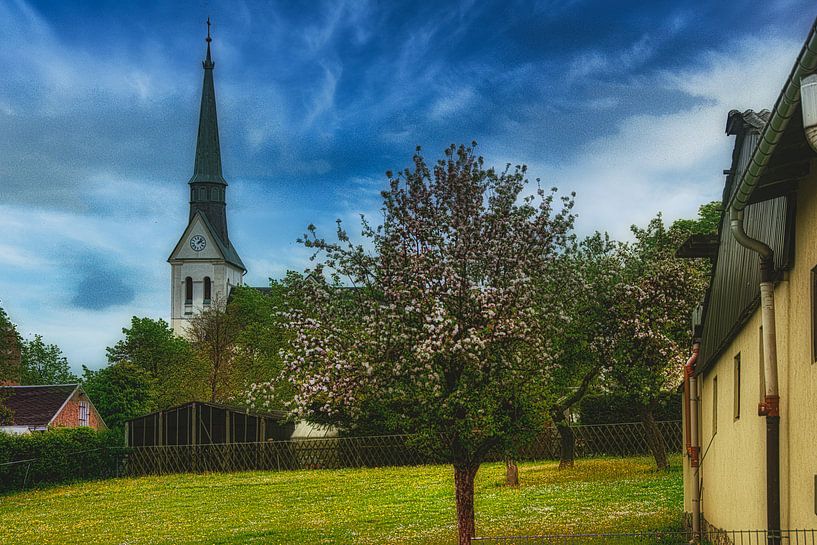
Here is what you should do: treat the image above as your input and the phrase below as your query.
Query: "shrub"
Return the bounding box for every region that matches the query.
[0,427,123,492]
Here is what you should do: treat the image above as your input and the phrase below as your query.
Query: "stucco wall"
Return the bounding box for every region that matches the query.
[783,170,817,528]
[695,308,768,530]
[688,165,817,529]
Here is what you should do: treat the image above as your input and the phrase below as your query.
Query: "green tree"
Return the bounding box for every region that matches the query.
[228,279,298,411]
[540,233,623,468]
[20,335,78,385]
[671,201,722,236]
[106,317,204,408]
[82,360,156,430]
[0,389,13,426]
[0,304,22,385]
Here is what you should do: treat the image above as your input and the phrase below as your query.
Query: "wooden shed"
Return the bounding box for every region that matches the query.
[125,401,293,447]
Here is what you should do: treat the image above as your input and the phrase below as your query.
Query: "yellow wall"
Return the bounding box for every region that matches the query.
[692,309,768,530]
[782,172,817,529]
[687,167,817,529]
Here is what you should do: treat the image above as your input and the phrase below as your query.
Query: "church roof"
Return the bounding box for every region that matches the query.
[189,20,226,186]
[197,211,246,271]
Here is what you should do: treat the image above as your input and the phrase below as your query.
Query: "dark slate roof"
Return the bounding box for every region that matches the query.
[0,384,78,427]
[189,36,225,186]
[690,109,795,374]
[726,109,770,135]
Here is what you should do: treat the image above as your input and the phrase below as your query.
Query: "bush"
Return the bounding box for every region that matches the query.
[0,427,123,492]
[578,391,682,425]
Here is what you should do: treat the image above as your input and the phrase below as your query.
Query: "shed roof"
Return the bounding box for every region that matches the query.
[124,400,288,425]
[0,384,79,427]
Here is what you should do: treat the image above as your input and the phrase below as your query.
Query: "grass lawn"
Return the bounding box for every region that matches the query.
[0,455,682,545]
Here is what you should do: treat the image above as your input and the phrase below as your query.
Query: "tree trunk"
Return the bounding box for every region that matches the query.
[454,464,479,545]
[556,419,576,469]
[641,403,669,470]
[505,459,519,486]
[549,366,599,469]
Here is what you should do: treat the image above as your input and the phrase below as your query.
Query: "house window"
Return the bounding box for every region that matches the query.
[712,376,718,436]
[78,401,89,427]
[812,265,817,362]
[185,277,193,305]
[203,277,212,304]
[734,353,741,420]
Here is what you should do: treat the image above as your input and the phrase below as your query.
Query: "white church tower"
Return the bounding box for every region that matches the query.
[168,20,245,336]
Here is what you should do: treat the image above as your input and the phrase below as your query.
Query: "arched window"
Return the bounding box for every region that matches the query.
[203,277,212,304]
[185,277,193,305]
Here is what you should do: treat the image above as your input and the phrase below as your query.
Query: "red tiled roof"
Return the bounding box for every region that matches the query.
[0,384,78,427]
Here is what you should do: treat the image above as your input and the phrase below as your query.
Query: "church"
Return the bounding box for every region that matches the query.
[167,22,246,336]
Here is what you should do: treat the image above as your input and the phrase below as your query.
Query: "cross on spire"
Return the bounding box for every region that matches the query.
[204,18,213,68]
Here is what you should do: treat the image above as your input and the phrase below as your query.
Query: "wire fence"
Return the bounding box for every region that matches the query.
[0,421,682,486]
[121,421,682,477]
[515,420,683,460]
[471,529,817,544]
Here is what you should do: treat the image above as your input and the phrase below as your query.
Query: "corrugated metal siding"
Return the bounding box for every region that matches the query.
[698,124,794,372]
[698,196,791,370]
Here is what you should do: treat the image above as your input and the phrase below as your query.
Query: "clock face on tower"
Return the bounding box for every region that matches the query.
[189,235,207,252]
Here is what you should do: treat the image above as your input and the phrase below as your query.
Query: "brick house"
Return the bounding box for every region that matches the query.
[0,384,107,435]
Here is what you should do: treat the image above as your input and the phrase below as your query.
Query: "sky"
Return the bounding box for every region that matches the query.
[0,0,815,372]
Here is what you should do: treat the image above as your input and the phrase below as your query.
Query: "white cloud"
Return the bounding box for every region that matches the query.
[526,36,801,239]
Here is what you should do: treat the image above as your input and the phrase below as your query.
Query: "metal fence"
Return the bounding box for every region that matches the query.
[121,421,682,477]
[471,529,817,545]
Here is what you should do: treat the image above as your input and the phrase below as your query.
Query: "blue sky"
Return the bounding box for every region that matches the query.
[0,0,815,371]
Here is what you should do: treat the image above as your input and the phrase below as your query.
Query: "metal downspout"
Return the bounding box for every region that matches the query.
[685,340,701,543]
[729,208,780,545]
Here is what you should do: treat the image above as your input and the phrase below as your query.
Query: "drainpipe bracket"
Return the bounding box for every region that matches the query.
[759,395,781,417]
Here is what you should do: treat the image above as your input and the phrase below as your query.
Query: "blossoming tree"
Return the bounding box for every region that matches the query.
[608,216,707,470]
[280,143,574,544]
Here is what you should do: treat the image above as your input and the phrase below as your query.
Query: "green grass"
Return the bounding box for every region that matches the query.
[0,455,682,545]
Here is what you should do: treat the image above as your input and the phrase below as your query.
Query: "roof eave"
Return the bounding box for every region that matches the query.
[729,19,817,212]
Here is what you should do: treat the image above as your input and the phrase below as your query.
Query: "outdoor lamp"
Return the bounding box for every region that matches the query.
[800,73,817,153]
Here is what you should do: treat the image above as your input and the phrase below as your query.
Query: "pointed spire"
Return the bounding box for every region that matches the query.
[190,17,225,186]
[204,17,214,69]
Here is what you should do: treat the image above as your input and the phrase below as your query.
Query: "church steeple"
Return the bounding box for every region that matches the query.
[189,18,229,244]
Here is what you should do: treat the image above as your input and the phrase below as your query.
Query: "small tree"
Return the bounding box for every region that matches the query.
[608,215,706,470]
[0,305,22,385]
[188,297,241,403]
[279,144,574,544]
[106,317,203,408]
[20,335,78,385]
[82,360,156,430]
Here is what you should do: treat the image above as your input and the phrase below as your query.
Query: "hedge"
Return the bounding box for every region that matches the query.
[0,427,123,492]
[578,391,682,425]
